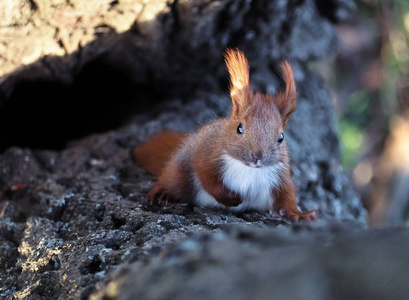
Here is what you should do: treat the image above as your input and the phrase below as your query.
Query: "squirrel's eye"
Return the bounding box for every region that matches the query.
[277,133,284,143]
[237,123,244,134]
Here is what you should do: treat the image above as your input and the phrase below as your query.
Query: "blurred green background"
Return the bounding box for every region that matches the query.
[330,0,409,226]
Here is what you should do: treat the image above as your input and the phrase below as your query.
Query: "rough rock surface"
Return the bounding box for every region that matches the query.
[1,0,399,300]
[0,93,365,299]
[0,0,355,151]
[93,224,409,300]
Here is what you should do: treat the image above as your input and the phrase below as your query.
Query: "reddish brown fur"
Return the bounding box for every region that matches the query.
[275,61,297,128]
[190,126,243,206]
[272,168,317,222]
[133,49,317,222]
[224,49,251,117]
[133,130,187,176]
[147,158,190,204]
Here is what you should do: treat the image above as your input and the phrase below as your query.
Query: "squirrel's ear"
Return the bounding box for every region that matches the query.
[275,60,297,128]
[224,49,250,118]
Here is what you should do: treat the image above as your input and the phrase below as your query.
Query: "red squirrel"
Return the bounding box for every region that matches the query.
[134,49,317,222]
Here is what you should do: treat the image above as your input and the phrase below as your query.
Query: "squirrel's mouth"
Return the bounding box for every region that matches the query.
[248,160,263,168]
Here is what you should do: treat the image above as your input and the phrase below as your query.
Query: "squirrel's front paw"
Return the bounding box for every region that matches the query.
[278,208,317,223]
[221,191,242,207]
[147,185,179,207]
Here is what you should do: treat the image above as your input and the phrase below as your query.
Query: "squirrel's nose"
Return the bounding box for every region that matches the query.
[251,151,263,164]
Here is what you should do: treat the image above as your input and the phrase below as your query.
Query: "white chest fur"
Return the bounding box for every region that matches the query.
[194,154,284,212]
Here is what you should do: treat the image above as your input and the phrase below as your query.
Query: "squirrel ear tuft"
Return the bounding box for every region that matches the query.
[275,60,297,128]
[224,49,250,117]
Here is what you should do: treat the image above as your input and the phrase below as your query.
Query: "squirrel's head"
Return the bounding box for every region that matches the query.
[223,49,297,168]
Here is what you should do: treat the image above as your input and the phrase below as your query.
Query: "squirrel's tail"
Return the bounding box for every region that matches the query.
[133,130,187,176]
